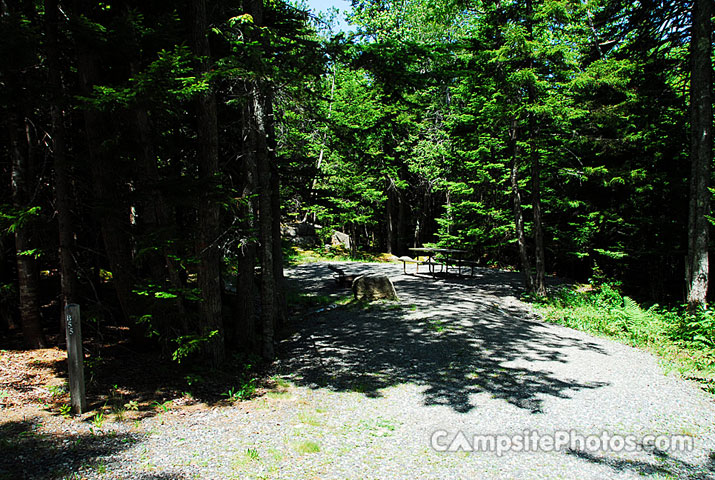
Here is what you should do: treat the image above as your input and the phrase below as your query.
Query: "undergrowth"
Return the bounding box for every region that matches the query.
[283,245,392,266]
[531,283,715,393]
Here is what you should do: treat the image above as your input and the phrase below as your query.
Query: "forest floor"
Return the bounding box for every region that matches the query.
[2,261,715,479]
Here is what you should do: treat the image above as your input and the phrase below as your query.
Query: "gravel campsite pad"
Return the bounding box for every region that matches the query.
[4,262,715,479]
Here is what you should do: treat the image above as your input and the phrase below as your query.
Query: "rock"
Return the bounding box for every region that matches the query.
[282,222,321,246]
[331,230,351,249]
[352,275,399,301]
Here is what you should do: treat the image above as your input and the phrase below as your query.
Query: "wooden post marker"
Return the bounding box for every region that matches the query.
[64,303,86,414]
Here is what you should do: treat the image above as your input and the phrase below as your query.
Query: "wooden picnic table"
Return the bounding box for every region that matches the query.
[406,247,471,276]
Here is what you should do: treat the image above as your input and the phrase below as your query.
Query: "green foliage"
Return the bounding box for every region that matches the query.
[91,412,105,430]
[534,284,715,387]
[222,378,257,402]
[675,307,715,352]
[59,403,72,418]
[153,400,172,413]
[184,373,205,387]
[0,0,706,375]
[244,447,259,461]
[47,384,68,397]
[283,246,387,266]
[133,284,200,302]
[535,283,670,343]
[172,330,219,364]
[0,206,42,233]
[292,440,321,454]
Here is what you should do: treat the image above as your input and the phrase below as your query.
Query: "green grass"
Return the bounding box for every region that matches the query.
[265,391,292,400]
[46,384,68,397]
[231,448,261,468]
[296,412,322,426]
[531,283,715,392]
[284,246,391,266]
[427,319,446,333]
[291,440,321,454]
[270,376,293,389]
[222,378,257,402]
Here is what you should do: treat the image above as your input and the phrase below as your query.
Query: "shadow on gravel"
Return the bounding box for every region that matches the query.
[566,447,715,480]
[280,262,609,414]
[0,418,143,480]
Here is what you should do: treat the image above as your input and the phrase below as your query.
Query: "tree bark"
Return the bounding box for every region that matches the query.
[386,183,396,254]
[133,102,190,338]
[267,93,287,330]
[191,0,225,366]
[397,188,409,255]
[510,122,534,292]
[0,236,17,332]
[531,149,546,296]
[74,29,137,331]
[230,88,259,353]
[253,84,276,360]
[10,115,46,348]
[525,0,546,297]
[46,0,78,326]
[686,0,713,310]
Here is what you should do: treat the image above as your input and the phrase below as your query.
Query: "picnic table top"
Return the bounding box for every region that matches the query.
[408,247,467,254]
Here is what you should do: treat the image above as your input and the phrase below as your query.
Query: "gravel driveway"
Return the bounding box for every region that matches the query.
[8,262,715,479]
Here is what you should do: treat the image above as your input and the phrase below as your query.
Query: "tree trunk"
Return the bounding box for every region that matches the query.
[231,91,259,353]
[386,185,396,254]
[253,84,276,360]
[525,0,546,297]
[0,236,17,332]
[46,0,78,327]
[686,0,713,310]
[75,35,137,331]
[305,66,335,224]
[133,103,190,340]
[510,122,534,292]
[235,241,257,351]
[192,0,225,366]
[397,188,409,255]
[531,151,546,297]
[10,116,46,348]
[267,94,287,330]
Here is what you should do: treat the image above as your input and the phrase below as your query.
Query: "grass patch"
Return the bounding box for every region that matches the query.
[284,246,390,266]
[427,319,446,333]
[531,283,715,391]
[271,376,293,389]
[232,448,261,468]
[222,378,257,402]
[265,391,292,400]
[296,412,322,427]
[292,440,321,454]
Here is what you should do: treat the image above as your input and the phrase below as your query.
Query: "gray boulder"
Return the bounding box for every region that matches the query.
[331,230,351,249]
[282,222,321,246]
[352,275,399,301]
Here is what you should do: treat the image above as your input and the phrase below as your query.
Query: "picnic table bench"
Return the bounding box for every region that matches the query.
[327,264,360,288]
[397,256,443,275]
[404,247,478,277]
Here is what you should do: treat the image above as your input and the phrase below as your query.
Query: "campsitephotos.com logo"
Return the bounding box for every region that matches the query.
[430,429,694,456]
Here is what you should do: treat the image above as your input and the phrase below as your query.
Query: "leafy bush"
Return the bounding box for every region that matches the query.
[533,283,714,389]
[537,283,676,346]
